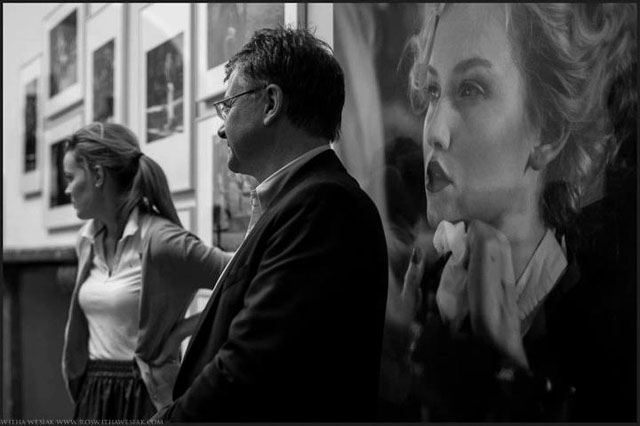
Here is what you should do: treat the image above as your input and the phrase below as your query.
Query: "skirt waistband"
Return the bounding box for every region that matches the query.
[86,359,139,378]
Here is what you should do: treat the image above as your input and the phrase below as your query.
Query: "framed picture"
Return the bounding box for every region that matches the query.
[43,109,85,230]
[84,3,125,125]
[196,3,303,101]
[19,55,44,196]
[136,3,193,192]
[43,3,85,117]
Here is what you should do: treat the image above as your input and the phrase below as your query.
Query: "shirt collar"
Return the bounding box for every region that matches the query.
[79,207,141,245]
[516,228,568,321]
[254,145,331,213]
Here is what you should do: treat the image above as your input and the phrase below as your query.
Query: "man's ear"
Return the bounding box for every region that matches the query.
[527,134,567,171]
[263,84,284,127]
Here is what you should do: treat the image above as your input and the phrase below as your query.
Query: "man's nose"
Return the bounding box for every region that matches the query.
[217,124,226,139]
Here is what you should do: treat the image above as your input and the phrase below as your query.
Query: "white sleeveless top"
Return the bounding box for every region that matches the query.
[78,209,142,360]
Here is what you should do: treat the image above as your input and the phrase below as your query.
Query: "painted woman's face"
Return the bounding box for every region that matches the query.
[422,3,540,228]
[63,151,99,220]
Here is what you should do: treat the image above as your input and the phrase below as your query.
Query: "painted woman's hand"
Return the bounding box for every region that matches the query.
[466,220,529,370]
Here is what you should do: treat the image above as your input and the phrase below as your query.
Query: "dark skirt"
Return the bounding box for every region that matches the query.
[74,359,156,420]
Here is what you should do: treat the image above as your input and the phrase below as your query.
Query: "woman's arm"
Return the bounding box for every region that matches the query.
[153,314,202,365]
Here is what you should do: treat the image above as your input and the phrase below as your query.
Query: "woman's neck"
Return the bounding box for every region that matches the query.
[97,197,130,241]
[495,211,547,281]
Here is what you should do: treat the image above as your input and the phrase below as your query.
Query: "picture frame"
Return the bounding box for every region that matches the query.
[134,3,193,193]
[87,3,108,17]
[19,55,44,196]
[84,3,125,125]
[43,108,85,230]
[43,3,85,118]
[196,3,303,102]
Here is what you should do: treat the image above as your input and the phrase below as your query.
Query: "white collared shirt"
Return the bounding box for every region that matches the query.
[214,144,332,293]
[516,228,568,330]
[78,208,143,360]
[245,144,331,236]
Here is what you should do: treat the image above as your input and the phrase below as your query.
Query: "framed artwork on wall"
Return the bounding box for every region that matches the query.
[137,3,193,192]
[19,55,44,196]
[194,114,256,252]
[43,109,85,230]
[84,3,125,125]
[43,3,85,118]
[196,3,303,101]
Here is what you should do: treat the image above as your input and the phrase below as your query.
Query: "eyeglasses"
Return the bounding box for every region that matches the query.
[212,85,267,121]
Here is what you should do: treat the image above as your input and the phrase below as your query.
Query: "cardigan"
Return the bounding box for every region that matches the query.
[62,211,232,410]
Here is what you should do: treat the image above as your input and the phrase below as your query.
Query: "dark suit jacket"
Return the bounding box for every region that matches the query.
[165,149,389,421]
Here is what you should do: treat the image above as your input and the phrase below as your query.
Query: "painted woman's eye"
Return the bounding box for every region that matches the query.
[427,84,441,104]
[459,81,484,98]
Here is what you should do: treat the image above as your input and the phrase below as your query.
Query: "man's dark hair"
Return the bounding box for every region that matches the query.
[225,26,345,142]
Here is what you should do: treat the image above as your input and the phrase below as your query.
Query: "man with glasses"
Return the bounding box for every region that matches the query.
[154,27,388,421]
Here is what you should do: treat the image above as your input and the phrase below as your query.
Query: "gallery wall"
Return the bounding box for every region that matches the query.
[4,3,71,249]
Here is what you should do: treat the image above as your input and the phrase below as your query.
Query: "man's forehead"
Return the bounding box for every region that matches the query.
[227,69,249,94]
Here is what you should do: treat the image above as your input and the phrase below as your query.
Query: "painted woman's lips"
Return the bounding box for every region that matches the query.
[426,160,452,193]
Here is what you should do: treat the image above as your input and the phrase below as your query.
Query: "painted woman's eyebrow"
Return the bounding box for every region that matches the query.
[428,57,492,79]
[452,57,493,75]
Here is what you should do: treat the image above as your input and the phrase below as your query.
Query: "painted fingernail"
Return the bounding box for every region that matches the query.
[411,247,422,264]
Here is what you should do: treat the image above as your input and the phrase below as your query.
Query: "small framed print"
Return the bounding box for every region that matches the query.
[84,3,125,125]
[196,3,303,101]
[43,4,85,117]
[43,109,85,230]
[19,55,44,196]
[211,117,257,251]
[137,3,193,192]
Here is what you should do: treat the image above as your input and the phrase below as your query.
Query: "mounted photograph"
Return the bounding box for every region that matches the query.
[44,4,84,117]
[146,33,184,143]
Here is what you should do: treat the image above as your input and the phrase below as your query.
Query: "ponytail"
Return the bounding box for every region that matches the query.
[124,153,183,228]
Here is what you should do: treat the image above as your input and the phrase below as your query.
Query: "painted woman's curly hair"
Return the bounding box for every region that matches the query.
[409,3,637,233]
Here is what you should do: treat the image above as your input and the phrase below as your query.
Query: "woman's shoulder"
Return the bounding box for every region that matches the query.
[140,212,202,255]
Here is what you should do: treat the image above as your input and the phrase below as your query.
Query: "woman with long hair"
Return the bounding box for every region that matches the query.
[402,3,636,421]
[61,122,231,420]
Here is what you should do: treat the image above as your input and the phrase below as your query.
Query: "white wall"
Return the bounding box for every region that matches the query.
[3,3,78,249]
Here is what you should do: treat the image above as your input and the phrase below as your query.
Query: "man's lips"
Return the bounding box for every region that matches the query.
[426,160,452,193]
